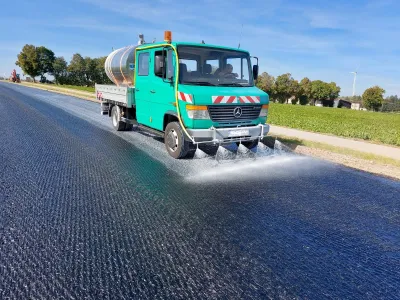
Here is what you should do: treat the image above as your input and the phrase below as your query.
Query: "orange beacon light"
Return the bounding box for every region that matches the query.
[164,31,172,43]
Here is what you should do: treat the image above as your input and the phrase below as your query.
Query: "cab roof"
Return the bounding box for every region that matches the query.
[137,41,250,54]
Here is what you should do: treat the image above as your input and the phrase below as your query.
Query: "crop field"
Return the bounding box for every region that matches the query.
[268,103,400,146]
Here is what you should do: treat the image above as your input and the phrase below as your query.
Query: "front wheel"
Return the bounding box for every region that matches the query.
[164,122,190,159]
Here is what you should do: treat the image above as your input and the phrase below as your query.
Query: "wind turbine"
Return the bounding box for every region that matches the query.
[350,65,360,97]
[350,71,357,96]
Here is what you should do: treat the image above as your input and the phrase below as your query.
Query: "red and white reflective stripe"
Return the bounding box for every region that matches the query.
[178,91,193,103]
[212,96,238,104]
[239,96,261,103]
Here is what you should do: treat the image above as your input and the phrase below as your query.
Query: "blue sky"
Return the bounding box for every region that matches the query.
[1,0,399,96]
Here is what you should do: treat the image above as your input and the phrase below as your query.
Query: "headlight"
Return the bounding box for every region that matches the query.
[259,104,269,117]
[186,105,210,119]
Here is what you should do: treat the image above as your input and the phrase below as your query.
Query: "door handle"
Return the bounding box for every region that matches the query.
[136,88,140,91]
[150,90,156,93]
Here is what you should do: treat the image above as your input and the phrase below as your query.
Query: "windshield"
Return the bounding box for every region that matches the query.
[177,46,254,87]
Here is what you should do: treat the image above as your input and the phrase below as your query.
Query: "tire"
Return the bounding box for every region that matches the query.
[237,139,259,149]
[111,106,126,131]
[124,123,133,131]
[164,122,190,159]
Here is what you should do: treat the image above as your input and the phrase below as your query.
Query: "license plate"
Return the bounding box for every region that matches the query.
[228,129,249,137]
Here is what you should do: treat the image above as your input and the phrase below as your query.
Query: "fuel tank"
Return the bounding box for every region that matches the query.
[104,45,137,87]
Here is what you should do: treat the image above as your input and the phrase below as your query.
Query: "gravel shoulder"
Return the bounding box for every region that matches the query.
[293,144,400,181]
[266,135,400,180]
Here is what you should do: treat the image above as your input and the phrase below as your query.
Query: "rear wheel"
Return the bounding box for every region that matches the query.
[237,139,259,149]
[164,122,190,159]
[111,106,126,131]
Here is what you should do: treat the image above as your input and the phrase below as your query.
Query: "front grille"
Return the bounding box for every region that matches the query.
[208,105,261,123]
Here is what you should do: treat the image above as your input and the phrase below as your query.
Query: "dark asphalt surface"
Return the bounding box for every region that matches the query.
[0,82,399,300]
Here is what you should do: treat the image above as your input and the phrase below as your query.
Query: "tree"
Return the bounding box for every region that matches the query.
[68,53,86,85]
[274,73,298,103]
[351,95,362,102]
[15,44,40,82]
[96,56,112,84]
[299,77,312,105]
[328,82,341,100]
[385,95,399,103]
[290,79,300,103]
[36,46,55,76]
[51,56,68,84]
[256,72,275,95]
[311,80,331,103]
[362,86,385,111]
[84,56,97,85]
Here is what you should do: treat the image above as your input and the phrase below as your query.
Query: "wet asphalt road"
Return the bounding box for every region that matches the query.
[0,82,399,299]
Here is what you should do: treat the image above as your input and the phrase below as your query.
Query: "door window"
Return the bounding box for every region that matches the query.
[138,52,149,76]
[154,50,166,78]
[167,49,174,79]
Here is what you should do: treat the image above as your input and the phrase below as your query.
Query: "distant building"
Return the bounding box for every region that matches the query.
[287,96,297,104]
[334,99,351,109]
[351,103,361,110]
[315,100,334,107]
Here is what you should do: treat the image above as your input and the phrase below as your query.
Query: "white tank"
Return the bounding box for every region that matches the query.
[104,45,137,87]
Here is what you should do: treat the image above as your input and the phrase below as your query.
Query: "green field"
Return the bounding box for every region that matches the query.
[267,103,400,146]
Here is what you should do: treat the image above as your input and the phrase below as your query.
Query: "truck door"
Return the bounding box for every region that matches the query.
[149,47,176,131]
[134,50,153,127]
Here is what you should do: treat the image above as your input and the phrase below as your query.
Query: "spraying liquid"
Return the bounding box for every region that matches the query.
[256,142,274,157]
[185,139,324,183]
[274,139,284,155]
[273,139,293,155]
[193,147,209,159]
[236,143,256,160]
[215,145,237,162]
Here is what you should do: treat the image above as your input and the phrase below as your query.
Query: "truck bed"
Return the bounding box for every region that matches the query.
[95,84,135,107]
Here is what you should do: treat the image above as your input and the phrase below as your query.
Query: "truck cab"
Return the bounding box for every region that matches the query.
[96,36,269,159]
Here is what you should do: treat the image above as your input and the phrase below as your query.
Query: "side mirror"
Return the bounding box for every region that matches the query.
[252,65,259,81]
[155,55,164,77]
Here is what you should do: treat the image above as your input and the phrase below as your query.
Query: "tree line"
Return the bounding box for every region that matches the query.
[256,72,399,111]
[15,44,111,86]
[256,72,340,105]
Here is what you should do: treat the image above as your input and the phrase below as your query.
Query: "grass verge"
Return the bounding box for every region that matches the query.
[1,80,96,101]
[49,84,95,93]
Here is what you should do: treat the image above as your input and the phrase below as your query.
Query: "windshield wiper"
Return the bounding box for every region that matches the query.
[218,83,245,87]
[182,81,216,86]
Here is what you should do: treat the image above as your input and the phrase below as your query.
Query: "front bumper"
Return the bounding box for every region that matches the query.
[186,124,270,144]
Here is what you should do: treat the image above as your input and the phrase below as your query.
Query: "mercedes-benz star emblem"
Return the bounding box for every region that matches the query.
[233,107,242,118]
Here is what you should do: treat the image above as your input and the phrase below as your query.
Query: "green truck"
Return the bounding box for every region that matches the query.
[95,32,269,158]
